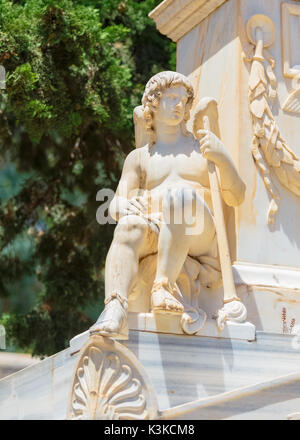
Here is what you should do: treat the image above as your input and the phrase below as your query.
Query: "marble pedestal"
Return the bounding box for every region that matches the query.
[69,312,255,356]
[1,330,300,420]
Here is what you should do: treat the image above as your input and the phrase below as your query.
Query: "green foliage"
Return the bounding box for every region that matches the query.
[0,0,175,356]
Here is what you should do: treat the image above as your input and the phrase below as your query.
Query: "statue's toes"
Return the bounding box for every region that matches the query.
[164,301,171,310]
[173,303,184,312]
[90,320,119,334]
[165,299,183,312]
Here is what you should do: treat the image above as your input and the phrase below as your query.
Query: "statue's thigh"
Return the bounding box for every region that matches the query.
[188,230,216,257]
[185,198,216,257]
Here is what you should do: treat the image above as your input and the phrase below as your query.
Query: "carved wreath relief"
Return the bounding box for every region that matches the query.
[245,14,300,224]
[68,336,158,420]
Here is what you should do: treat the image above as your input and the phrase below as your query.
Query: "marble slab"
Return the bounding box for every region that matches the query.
[160,369,300,420]
[2,331,300,419]
[129,312,255,340]
[69,313,255,356]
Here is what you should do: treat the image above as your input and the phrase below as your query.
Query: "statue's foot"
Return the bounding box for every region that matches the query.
[151,279,184,315]
[89,293,128,340]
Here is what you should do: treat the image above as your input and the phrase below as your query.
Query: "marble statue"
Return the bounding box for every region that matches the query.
[89,71,246,340]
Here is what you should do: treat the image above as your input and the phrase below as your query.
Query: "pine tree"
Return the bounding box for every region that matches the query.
[0,0,175,356]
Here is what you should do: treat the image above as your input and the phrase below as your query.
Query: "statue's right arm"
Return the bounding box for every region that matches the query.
[109,149,141,221]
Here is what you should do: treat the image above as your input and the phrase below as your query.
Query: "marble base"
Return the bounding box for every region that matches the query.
[69,312,255,355]
[129,312,255,340]
[2,331,300,419]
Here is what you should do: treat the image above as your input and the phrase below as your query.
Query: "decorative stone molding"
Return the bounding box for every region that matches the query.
[149,0,228,42]
[67,335,158,420]
[245,14,300,224]
[233,262,300,291]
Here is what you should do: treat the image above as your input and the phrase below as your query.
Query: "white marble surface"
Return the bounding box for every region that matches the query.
[128,331,300,412]
[129,313,255,340]
[1,330,300,419]
[69,313,255,356]
[233,262,300,289]
[0,348,77,420]
[160,368,300,420]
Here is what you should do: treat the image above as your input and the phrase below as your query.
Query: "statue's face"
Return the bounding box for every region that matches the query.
[155,85,188,126]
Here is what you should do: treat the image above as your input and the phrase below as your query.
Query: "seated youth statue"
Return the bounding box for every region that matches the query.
[90,71,246,340]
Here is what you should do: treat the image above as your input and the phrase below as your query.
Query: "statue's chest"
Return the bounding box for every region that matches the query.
[142,151,209,187]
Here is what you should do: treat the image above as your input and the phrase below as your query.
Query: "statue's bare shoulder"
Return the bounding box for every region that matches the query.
[121,144,149,175]
[116,145,150,196]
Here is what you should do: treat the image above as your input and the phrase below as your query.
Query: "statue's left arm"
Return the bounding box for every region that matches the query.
[198,130,246,207]
[218,156,246,207]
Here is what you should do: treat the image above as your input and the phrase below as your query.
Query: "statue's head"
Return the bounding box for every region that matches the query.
[141,71,194,147]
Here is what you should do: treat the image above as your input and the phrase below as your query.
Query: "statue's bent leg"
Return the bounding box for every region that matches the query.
[152,189,216,313]
[90,215,157,339]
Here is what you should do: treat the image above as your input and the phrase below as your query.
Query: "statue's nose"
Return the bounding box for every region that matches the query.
[174,102,183,112]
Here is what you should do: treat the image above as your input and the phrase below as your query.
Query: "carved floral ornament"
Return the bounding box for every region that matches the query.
[245,14,300,224]
[67,335,158,420]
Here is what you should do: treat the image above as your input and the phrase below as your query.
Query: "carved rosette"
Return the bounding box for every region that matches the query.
[67,335,158,420]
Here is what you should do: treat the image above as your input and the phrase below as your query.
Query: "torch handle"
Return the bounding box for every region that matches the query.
[203,116,239,303]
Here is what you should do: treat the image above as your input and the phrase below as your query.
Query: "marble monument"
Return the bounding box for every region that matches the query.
[2,0,300,421]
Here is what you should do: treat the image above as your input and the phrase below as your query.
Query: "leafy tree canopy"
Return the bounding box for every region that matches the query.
[0,0,175,356]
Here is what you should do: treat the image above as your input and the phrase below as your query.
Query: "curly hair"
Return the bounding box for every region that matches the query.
[141,71,194,147]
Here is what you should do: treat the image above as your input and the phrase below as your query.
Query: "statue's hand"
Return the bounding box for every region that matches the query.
[196,130,228,166]
[115,196,147,218]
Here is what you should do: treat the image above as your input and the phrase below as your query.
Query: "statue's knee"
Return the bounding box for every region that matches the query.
[114,215,147,245]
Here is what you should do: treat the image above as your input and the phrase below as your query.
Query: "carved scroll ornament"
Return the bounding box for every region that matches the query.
[245,14,300,224]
